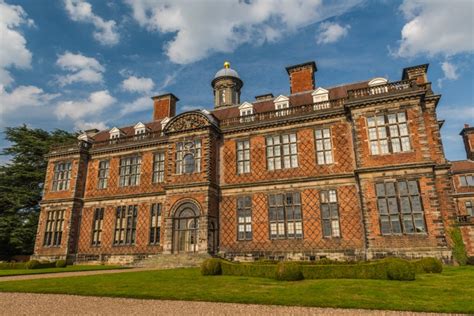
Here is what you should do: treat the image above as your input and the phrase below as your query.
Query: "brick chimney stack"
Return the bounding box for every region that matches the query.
[285,61,317,94]
[460,123,474,160]
[402,64,429,85]
[152,93,178,121]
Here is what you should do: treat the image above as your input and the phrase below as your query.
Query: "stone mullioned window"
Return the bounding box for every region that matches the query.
[376,180,425,235]
[149,203,162,244]
[119,156,141,187]
[91,207,104,246]
[97,160,109,189]
[367,112,410,155]
[314,128,333,165]
[176,140,201,174]
[113,205,138,245]
[236,139,250,174]
[152,152,165,183]
[266,133,298,171]
[268,192,302,239]
[237,196,252,240]
[320,190,341,238]
[43,210,65,247]
[51,161,72,191]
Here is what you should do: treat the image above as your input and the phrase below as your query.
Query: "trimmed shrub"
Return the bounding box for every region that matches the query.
[302,261,389,280]
[386,258,415,281]
[55,260,67,268]
[221,261,276,279]
[467,256,474,266]
[449,227,468,265]
[200,258,222,276]
[413,258,443,274]
[25,260,41,269]
[0,262,26,270]
[274,262,304,281]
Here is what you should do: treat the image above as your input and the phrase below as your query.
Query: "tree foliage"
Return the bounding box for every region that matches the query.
[0,125,76,259]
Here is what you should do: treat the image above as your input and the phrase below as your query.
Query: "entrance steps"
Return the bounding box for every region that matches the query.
[132,253,211,269]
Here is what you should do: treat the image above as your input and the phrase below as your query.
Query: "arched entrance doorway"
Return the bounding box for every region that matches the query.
[172,202,200,253]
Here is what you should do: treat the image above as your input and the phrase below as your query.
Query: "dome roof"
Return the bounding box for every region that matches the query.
[214,61,240,79]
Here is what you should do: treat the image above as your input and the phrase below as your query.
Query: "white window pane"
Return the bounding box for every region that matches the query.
[368,128,377,140]
[291,155,298,167]
[317,152,325,164]
[284,156,290,167]
[397,112,406,122]
[367,117,375,127]
[316,140,323,150]
[376,115,385,125]
[323,129,330,138]
[268,159,274,170]
[290,143,297,154]
[325,151,333,164]
[389,125,399,137]
[275,157,281,169]
[290,134,297,142]
[329,190,337,202]
[401,137,411,151]
[378,127,387,138]
[380,140,389,154]
[392,139,401,153]
[387,114,397,124]
[282,134,289,143]
[399,124,408,136]
[315,130,322,139]
[324,139,331,150]
[371,141,379,155]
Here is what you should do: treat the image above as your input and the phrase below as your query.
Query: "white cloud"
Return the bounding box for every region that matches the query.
[74,120,108,131]
[316,22,350,44]
[55,90,115,120]
[121,76,154,93]
[120,96,151,115]
[0,85,59,116]
[441,61,459,81]
[56,51,105,86]
[396,0,474,57]
[125,0,362,64]
[0,1,33,86]
[64,0,119,46]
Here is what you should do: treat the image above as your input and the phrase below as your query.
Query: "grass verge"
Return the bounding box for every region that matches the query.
[0,266,472,313]
[0,265,126,277]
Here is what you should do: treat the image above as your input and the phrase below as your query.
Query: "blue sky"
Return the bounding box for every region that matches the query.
[0,0,473,163]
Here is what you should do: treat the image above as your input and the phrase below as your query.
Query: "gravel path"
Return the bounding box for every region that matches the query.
[0,293,450,315]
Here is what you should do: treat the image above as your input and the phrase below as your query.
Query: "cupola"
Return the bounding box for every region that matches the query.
[211,61,243,108]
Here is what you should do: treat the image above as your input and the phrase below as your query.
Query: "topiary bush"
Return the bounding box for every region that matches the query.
[274,262,304,281]
[200,258,222,275]
[385,258,415,281]
[25,260,41,269]
[55,260,67,268]
[413,257,443,273]
[221,261,276,278]
[449,227,468,265]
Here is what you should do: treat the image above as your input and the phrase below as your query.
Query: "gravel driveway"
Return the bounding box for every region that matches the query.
[0,292,452,315]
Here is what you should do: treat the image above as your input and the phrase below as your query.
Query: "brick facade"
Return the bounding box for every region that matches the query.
[33,61,460,264]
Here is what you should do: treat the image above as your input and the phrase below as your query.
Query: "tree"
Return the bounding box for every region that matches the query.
[0,125,76,260]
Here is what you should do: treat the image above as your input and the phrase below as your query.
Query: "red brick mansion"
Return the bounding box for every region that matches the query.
[33,60,474,264]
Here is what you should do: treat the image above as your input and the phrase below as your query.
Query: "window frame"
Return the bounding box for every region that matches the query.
[97,160,110,189]
[268,192,303,240]
[236,139,251,174]
[43,210,65,247]
[149,203,162,245]
[265,133,299,171]
[113,205,138,245]
[320,189,341,238]
[119,155,142,187]
[459,175,474,187]
[237,196,252,241]
[152,152,165,183]
[465,201,474,217]
[51,161,72,192]
[176,140,202,175]
[314,128,334,165]
[91,207,104,246]
[375,179,426,235]
[367,111,411,156]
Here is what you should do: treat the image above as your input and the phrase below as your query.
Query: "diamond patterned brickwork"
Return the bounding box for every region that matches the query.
[222,120,355,185]
[219,185,364,255]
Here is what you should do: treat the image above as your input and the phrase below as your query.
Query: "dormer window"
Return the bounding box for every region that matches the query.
[109,127,123,143]
[312,87,329,103]
[368,77,388,95]
[239,102,254,122]
[134,122,148,139]
[274,95,289,116]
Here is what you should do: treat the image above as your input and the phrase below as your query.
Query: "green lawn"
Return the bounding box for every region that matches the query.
[0,265,126,277]
[0,266,472,313]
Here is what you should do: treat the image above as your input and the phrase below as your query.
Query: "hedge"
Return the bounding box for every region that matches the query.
[412,257,443,274]
[0,260,59,270]
[200,258,222,275]
[209,258,416,281]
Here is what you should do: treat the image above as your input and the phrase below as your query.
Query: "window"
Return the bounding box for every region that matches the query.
[43,210,65,247]
[266,133,298,170]
[466,201,474,216]
[119,156,141,187]
[150,203,162,244]
[320,190,340,237]
[268,193,302,239]
[237,196,252,240]
[113,205,138,245]
[52,161,72,191]
[176,140,201,174]
[153,152,165,183]
[236,140,250,174]
[239,102,254,122]
[376,180,425,235]
[315,128,333,165]
[367,112,410,155]
[460,175,474,187]
[97,160,109,189]
[91,208,104,246]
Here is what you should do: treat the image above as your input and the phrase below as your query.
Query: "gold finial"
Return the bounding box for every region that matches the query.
[224,61,230,69]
